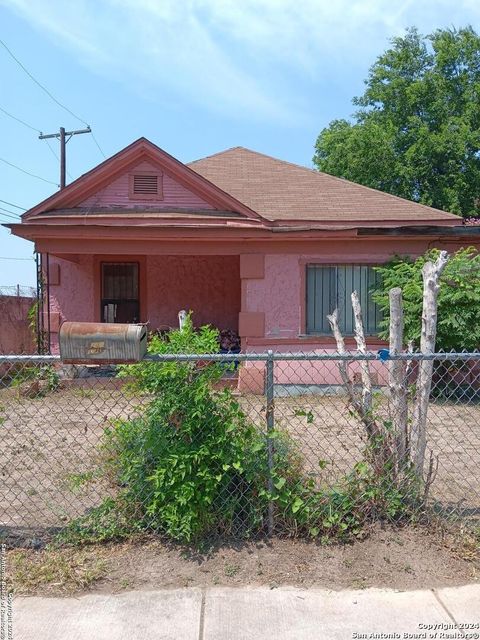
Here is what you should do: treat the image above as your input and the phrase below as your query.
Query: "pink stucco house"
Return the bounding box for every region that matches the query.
[7,138,480,387]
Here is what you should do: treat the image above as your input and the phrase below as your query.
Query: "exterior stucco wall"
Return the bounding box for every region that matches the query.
[246,254,300,340]
[244,239,480,347]
[48,255,95,352]
[0,296,35,354]
[145,255,240,331]
[49,255,95,324]
[238,239,480,391]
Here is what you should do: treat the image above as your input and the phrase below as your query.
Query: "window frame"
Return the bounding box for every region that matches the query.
[304,262,382,337]
[100,260,141,324]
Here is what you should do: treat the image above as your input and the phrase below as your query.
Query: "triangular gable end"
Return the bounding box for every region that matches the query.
[78,159,217,211]
[22,138,265,222]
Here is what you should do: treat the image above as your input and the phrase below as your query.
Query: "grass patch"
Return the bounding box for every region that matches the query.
[7,548,107,595]
[62,470,97,493]
[446,526,480,565]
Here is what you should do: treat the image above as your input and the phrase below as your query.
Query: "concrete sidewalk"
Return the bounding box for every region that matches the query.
[12,584,480,640]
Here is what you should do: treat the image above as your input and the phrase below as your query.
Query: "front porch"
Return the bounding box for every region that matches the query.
[45,253,244,351]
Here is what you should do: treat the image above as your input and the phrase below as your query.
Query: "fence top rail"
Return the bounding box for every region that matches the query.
[0,351,479,365]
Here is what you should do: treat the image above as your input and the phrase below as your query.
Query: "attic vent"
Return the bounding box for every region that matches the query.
[134,174,158,194]
[129,171,163,200]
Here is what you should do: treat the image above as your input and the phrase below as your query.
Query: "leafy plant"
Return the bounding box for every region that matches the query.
[372,247,480,351]
[61,314,417,546]
[9,364,60,395]
[57,497,141,545]
[314,27,480,218]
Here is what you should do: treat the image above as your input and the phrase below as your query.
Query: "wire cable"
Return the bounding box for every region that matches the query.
[0,199,26,210]
[0,105,40,133]
[0,157,58,186]
[0,105,75,180]
[0,40,107,161]
[0,38,90,127]
[44,139,73,180]
[0,206,21,218]
[91,131,106,159]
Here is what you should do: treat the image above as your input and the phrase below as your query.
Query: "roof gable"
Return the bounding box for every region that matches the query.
[78,159,216,210]
[23,138,264,222]
[188,147,461,225]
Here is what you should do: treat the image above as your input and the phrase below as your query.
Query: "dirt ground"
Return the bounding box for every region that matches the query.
[7,525,479,596]
[1,382,479,542]
[2,380,479,597]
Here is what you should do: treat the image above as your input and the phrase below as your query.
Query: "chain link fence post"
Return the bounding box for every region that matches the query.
[265,349,275,535]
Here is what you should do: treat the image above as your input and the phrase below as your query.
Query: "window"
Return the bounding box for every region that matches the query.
[128,171,163,200]
[101,262,139,323]
[306,264,382,335]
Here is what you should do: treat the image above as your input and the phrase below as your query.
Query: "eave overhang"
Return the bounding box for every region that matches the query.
[6,221,480,245]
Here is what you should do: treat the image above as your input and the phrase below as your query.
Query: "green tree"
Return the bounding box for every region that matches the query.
[313,27,480,217]
[372,247,480,351]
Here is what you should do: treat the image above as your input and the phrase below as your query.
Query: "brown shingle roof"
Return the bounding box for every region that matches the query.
[188,147,460,224]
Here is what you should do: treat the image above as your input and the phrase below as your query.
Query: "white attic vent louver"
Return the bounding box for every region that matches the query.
[129,171,163,200]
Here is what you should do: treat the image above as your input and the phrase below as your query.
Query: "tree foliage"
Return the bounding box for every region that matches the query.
[313,27,480,217]
[372,247,480,351]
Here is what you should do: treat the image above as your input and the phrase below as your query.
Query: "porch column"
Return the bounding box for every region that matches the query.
[238,254,266,393]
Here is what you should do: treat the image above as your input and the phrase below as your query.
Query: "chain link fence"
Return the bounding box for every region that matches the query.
[0,351,479,548]
[0,286,36,298]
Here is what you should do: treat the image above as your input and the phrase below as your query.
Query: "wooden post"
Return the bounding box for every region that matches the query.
[59,126,66,190]
[410,251,449,477]
[388,287,408,468]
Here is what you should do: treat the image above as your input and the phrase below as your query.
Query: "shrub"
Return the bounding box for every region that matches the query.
[105,315,272,541]
[61,315,417,545]
[372,247,480,351]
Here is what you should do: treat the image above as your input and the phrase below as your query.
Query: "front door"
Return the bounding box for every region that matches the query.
[101,262,139,323]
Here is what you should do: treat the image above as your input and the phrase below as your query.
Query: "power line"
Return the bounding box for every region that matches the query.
[0,207,21,219]
[0,105,40,133]
[91,131,106,159]
[0,199,26,210]
[0,106,74,180]
[44,139,73,180]
[0,38,90,127]
[0,157,58,186]
[1,40,107,167]
[0,105,74,182]
[40,127,91,188]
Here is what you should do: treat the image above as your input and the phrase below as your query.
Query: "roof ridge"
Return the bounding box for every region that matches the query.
[191,145,459,219]
[188,146,246,165]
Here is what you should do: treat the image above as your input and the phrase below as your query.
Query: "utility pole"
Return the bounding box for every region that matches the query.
[39,126,92,189]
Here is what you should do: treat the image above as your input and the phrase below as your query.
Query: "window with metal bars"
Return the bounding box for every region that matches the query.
[101,262,139,324]
[306,264,382,335]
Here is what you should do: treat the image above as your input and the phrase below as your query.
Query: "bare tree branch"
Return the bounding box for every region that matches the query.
[327,309,357,407]
[410,250,449,477]
[351,291,373,416]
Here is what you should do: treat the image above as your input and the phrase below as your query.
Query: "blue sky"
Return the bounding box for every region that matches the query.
[1,0,479,287]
